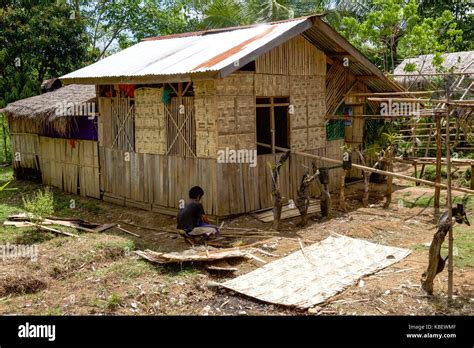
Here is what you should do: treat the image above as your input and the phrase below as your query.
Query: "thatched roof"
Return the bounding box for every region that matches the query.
[1,84,95,118]
[394,51,474,90]
[1,84,96,137]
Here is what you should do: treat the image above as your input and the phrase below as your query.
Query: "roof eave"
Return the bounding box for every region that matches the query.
[61,72,220,85]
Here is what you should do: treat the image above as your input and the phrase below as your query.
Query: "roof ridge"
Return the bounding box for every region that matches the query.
[142,14,321,42]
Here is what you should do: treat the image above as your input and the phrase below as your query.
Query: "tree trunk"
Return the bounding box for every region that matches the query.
[339,169,349,212]
[421,229,447,295]
[271,151,290,230]
[295,169,318,226]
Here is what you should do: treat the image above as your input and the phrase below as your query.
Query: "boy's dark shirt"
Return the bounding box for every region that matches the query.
[177,201,205,232]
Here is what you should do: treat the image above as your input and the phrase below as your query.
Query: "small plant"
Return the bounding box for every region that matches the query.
[22,187,54,226]
[107,293,122,310]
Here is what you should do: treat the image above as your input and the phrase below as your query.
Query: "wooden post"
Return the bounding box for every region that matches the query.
[383,145,394,209]
[446,104,454,301]
[434,114,442,213]
[1,114,7,162]
[356,149,370,207]
[471,164,474,190]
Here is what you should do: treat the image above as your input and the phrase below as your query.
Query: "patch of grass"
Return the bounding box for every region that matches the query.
[45,305,63,316]
[400,194,435,208]
[448,224,474,268]
[95,258,158,280]
[106,293,122,310]
[160,264,200,280]
[417,165,447,181]
[94,238,134,253]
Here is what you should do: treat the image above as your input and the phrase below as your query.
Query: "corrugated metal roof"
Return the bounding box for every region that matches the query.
[61,17,311,82]
[60,15,403,93]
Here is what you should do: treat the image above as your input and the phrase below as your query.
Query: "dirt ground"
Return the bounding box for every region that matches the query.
[0,164,472,315]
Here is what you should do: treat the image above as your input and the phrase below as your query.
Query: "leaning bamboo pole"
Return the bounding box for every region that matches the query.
[291,150,474,195]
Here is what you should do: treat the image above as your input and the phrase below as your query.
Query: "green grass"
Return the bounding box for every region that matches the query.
[448,223,474,268]
[95,258,158,280]
[399,194,435,208]
[106,293,122,310]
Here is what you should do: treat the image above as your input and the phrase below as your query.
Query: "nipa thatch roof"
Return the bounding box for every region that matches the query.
[394,51,474,89]
[1,84,96,137]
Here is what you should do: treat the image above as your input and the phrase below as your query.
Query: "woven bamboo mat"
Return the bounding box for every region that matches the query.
[221,235,411,308]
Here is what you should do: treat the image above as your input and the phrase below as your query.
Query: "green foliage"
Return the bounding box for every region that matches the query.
[0,0,89,107]
[337,0,464,72]
[22,187,54,224]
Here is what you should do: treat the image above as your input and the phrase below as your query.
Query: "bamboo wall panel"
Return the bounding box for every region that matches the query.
[10,133,40,171]
[290,74,326,151]
[98,97,112,147]
[110,96,134,152]
[255,74,290,96]
[135,87,166,155]
[39,137,99,198]
[194,80,217,158]
[215,73,256,151]
[256,35,326,76]
[215,73,254,96]
[165,96,196,157]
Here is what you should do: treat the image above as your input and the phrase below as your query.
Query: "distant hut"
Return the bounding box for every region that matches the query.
[394,51,474,92]
[0,84,100,198]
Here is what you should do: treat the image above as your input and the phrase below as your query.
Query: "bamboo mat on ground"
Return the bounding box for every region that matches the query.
[221,235,411,308]
[254,199,321,223]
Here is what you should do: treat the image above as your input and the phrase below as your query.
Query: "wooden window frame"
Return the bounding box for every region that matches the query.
[256,96,290,154]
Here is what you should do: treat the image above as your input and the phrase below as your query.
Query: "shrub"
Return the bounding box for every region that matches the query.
[22,187,54,225]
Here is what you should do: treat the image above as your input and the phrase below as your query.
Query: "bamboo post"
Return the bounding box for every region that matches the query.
[446,103,453,301]
[434,114,442,213]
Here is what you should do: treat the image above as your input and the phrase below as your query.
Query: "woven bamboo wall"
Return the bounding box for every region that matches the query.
[215,72,256,151]
[135,87,166,155]
[38,137,100,198]
[194,80,218,158]
[289,76,326,152]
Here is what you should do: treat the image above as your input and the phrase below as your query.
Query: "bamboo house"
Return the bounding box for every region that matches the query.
[5,15,404,218]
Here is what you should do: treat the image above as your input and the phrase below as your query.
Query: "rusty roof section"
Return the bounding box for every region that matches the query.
[192,25,277,71]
